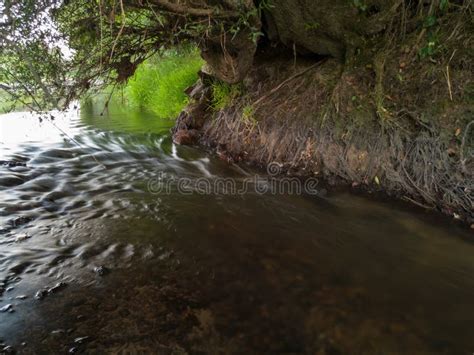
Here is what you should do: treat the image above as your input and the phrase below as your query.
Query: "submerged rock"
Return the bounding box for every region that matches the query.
[0,160,27,167]
[9,216,34,227]
[74,336,90,344]
[48,282,67,294]
[93,266,109,276]
[1,345,14,354]
[34,289,48,300]
[35,281,68,300]
[14,233,31,243]
[0,304,13,313]
[51,329,66,335]
[173,129,200,146]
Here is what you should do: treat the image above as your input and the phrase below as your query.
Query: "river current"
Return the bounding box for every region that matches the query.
[0,102,473,354]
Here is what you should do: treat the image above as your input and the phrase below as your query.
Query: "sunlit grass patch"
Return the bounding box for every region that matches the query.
[125,49,203,119]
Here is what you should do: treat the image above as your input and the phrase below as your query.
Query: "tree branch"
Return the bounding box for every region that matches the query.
[128,0,239,18]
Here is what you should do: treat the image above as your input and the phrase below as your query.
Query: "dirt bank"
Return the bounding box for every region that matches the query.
[173,1,473,226]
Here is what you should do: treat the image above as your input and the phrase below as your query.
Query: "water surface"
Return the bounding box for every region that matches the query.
[0,103,473,354]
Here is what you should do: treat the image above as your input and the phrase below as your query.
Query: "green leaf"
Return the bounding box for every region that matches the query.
[440,0,449,12]
[423,15,437,28]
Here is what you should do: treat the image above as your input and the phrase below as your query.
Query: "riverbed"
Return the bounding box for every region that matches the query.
[0,103,473,354]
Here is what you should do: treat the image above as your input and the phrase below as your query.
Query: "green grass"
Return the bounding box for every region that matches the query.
[210,82,243,111]
[125,49,203,119]
[242,104,257,126]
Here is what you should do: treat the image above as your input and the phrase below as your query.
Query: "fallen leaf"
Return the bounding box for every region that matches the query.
[455,128,461,136]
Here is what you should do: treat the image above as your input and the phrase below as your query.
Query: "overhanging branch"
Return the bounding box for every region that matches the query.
[127,0,239,19]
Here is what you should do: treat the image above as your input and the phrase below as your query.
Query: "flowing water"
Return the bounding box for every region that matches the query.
[0,102,473,354]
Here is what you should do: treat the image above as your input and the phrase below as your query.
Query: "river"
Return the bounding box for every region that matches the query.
[0,102,473,354]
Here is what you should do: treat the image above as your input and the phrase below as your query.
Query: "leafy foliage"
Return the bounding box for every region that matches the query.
[0,0,257,111]
[0,1,71,110]
[352,0,368,13]
[125,49,203,118]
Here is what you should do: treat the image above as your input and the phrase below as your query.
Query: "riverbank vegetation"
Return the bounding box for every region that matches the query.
[124,49,203,118]
[0,90,15,113]
[1,0,473,225]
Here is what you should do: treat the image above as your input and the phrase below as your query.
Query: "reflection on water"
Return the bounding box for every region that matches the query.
[0,104,473,354]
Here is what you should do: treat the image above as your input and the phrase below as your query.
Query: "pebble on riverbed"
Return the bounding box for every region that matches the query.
[9,216,33,228]
[34,281,68,300]
[1,345,15,354]
[34,289,48,300]
[93,265,109,276]
[0,160,27,167]
[0,304,13,312]
[74,336,90,344]
[48,282,67,293]
[65,336,90,354]
[14,233,31,243]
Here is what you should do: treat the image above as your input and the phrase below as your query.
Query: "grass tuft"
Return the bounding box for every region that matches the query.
[125,49,203,119]
[210,82,243,111]
[242,104,257,126]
